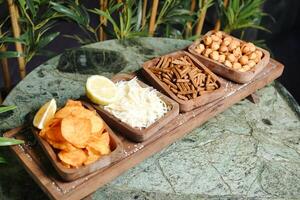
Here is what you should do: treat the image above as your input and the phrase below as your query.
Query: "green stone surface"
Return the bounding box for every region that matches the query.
[0,38,299,200]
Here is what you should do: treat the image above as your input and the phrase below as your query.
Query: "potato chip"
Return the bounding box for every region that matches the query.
[87,132,111,155]
[40,118,60,138]
[58,149,87,167]
[47,139,76,151]
[61,116,91,148]
[55,106,84,119]
[40,118,65,143]
[84,146,101,165]
[89,115,104,134]
[69,107,104,134]
[38,99,112,168]
[65,100,83,107]
[61,161,71,168]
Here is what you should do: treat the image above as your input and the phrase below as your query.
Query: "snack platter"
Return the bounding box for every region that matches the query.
[4,35,284,200]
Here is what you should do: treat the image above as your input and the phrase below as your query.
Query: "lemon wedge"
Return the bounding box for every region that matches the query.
[33,99,57,129]
[86,75,117,105]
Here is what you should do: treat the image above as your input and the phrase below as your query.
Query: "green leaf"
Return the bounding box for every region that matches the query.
[0,105,16,113]
[135,0,142,31]
[37,31,60,49]
[26,0,36,16]
[0,137,24,146]
[109,2,123,13]
[0,156,6,164]
[17,0,26,10]
[91,9,120,37]
[63,34,92,44]
[0,36,26,44]
[50,1,85,25]
[0,51,24,59]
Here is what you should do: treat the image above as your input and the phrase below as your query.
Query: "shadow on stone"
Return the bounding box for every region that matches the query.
[57,48,127,74]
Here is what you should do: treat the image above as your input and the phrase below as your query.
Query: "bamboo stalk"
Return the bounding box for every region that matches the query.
[99,0,108,41]
[0,45,12,92]
[0,28,11,91]
[148,0,159,36]
[214,0,229,31]
[142,0,147,28]
[195,0,208,36]
[7,0,26,79]
[185,0,196,38]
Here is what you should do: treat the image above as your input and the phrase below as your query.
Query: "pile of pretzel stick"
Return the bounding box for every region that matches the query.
[149,55,220,101]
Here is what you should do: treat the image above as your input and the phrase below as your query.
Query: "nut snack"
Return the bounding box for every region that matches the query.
[143,51,225,112]
[194,31,263,72]
[188,31,270,83]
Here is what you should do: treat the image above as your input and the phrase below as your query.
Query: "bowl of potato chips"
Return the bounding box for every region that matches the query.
[32,99,124,181]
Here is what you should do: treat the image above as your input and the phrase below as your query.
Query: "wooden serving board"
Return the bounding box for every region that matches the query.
[4,59,283,200]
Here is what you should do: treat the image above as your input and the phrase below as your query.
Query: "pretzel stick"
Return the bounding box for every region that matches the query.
[156,57,164,68]
[162,78,177,89]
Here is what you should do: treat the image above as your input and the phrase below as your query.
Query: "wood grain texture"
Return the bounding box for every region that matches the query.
[188,31,270,83]
[93,75,180,142]
[32,101,124,181]
[143,51,226,112]
[4,59,283,200]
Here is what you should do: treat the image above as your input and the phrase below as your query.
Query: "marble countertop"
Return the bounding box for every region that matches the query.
[0,38,299,200]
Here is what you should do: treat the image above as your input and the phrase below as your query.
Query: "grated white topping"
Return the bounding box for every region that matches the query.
[104,77,168,129]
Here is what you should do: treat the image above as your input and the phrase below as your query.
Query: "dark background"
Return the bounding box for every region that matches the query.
[0,0,300,103]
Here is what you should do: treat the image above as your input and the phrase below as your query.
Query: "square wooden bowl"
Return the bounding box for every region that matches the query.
[32,101,124,182]
[188,31,270,84]
[92,74,179,143]
[142,51,226,112]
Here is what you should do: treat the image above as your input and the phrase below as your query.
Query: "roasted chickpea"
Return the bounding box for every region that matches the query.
[203,48,212,57]
[211,42,220,51]
[248,60,256,68]
[255,50,263,59]
[223,36,232,46]
[232,40,240,47]
[203,36,212,46]
[219,54,226,63]
[248,52,257,60]
[211,35,221,42]
[224,60,232,68]
[195,43,205,54]
[227,53,236,62]
[241,44,251,54]
[219,45,228,53]
[215,31,223,39]
[233,47,242,58]
[233,62,242,70]
[228,42,237,52]
[239,55,249,65]
[254,56,261,64]
[248,42,256,52]
[210,51,219,61]
[242,65,251,71]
